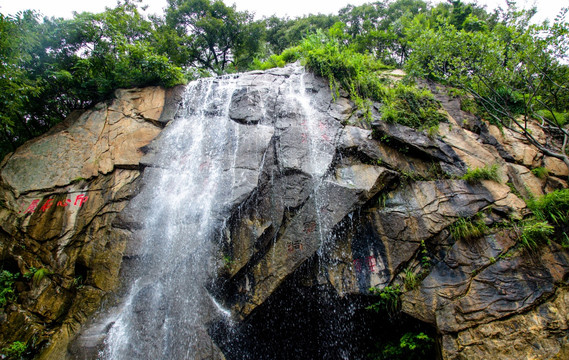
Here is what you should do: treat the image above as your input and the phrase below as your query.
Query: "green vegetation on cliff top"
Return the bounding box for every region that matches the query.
[1,0,568,162]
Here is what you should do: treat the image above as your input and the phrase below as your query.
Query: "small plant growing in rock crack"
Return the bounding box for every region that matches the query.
[513,189,569,251]
[0,270,17,307]
[450,216,488,242]
[527,189,569,226]
[370,332,434,360]
[420,240,431,270]
[1,341,27,360]
[377,192,389,208]
[222,255,234,270]
[518,220,555,250]
[72,275,84,289]
[531,167,549,179]
[426,124,439,139]
[31,268,52,286]
[22,267,37,281]
[367,285,401,317]
[403,268,417,291]
[461,164,500,184]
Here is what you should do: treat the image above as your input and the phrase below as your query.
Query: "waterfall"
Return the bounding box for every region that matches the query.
[96,65,337,359]
[100,77,241,359]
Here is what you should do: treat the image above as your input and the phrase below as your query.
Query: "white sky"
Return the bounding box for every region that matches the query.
[0,0,565,23]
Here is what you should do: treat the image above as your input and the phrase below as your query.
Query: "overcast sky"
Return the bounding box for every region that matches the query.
[0,0,565,23]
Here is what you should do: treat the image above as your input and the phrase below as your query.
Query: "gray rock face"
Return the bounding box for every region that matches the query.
[1,64,568,360]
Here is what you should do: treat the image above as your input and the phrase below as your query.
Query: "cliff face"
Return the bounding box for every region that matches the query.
[0,65,568,359]
[0,87,168,358]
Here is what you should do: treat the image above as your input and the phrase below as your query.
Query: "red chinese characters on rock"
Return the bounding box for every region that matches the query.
[23,199,40,214]
[74,194,88,206]
[287,239,304,253]
[19,194,89,214]
[57,199,72,207]
[303,221,317,234]
[40,199,54,212]
[353,255,381,274]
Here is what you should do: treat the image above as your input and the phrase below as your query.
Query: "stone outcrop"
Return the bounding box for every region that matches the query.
[0,87,168,359]
[0,65,568,359]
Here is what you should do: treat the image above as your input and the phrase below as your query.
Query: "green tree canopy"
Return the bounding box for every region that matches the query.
[406,2,569,168]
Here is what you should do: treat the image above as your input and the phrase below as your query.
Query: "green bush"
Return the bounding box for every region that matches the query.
[520,220,555,250]
[450,217,488,242]
[371,332,434,360]
[516,189,569,250]
[536,110,568,126]
[380,83,447,129]
[527,189,569,225]
[367,285,401,316]
[253,30,446,129]
[0,270,17,307]
[461,164,500,184]
[1,341,27,360]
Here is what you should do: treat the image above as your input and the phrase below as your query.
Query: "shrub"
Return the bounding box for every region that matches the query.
[367,285,401,316]
[253,30,446,129]
[379,83,447,129]
[527,189,569,225]
[536,109,568,126]
[516,189,569,250]
[461,164,500,184]
[372,332,434,360]
[1,341,27,360]
[0,270,17,307]
[520,220,555,250]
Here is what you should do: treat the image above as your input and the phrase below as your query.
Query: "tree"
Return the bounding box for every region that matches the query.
[0,11,43,153]
[165,0,260,72]
[0,0,186,159]
[406,3,569,171]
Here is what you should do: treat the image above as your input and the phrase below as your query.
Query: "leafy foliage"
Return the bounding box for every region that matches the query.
[367,285,401,316]
[527,189,569,225]
[519,220,555,250]
[1,341,27,360]
[518,189,569,250]
[164,0,262,73]
[405,2,569,169]
[370,332,434,360]
[0,270,17,307]
[531,167,549,179]
[255,27,445,128]
[403,268,417,290]
[450,216,488,242]
[379,83,447,129]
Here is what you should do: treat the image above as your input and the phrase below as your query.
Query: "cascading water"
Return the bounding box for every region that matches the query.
[95,65,338,359]
[100,77,241,359]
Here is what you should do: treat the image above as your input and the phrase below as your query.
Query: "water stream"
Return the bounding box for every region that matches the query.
[97,66,334,359]
[100,77,240,359]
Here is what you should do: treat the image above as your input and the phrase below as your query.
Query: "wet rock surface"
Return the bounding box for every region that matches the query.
[1,65,568,359]
[0,87,166,359]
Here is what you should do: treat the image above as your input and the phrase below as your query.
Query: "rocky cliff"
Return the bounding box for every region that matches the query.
[0,65,568,359]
